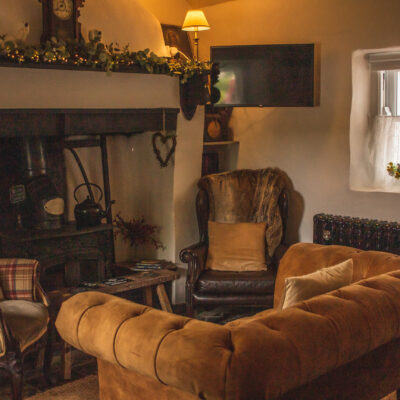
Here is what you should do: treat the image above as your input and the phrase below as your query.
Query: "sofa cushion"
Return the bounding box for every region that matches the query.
[0,300,49,352]
[280,258,353,310]
[206,221,268,271]
[274,243,400,308]
[196,269,275,295]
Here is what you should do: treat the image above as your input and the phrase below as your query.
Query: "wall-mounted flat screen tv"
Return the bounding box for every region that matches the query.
[211,44,319,107]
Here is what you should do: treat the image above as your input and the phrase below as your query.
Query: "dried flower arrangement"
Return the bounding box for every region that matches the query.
[113,213,165,251]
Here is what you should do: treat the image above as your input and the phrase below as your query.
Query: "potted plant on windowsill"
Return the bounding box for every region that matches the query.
[387,162,400,179]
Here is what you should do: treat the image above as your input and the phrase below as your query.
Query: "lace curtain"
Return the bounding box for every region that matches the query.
[368,116,400,191]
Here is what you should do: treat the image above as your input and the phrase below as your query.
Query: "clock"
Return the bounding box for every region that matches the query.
[53,0,73,21]
[204,106,233,142]
[40,0,85,43]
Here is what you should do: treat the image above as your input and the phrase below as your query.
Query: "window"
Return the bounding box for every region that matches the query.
[349,48,400,193]
[376,70,400,116]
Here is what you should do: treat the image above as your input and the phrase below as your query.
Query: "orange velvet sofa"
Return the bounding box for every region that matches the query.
[56,243,400,400]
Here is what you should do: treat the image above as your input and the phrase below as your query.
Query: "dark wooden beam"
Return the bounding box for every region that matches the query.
[64,139,101,148]
[0,108,180,138]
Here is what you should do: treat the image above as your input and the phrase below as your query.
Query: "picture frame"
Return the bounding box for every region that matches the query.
[161,24,193,59]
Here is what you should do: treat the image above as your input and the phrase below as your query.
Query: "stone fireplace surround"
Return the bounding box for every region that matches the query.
[0,66,205,303]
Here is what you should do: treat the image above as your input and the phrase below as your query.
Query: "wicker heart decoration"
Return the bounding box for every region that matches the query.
[152,132,177,168]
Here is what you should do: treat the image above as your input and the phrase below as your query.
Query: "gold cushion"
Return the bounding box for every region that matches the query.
[0,300,49,352]
[206,221,267,271]
[280,258,354,310]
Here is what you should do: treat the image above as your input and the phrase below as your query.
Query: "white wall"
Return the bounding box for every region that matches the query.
[139,0,190,25]
[0,0,167,54]
[200,0,400,243]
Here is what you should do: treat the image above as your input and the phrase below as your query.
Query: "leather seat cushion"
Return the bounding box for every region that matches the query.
[0,300,49,352]
[196,270,275,295]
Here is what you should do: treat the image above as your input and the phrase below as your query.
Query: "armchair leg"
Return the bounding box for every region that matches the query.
[186,303,194,318]
[44,322,54,385]
[8,354,23,400]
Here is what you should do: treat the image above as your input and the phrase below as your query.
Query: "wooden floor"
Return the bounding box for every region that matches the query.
[0,350,97,400]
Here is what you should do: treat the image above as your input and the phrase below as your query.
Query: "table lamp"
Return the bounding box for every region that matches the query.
[182,10,210,61]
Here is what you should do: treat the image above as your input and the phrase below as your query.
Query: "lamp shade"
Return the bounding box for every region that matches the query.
[182,10,210,32]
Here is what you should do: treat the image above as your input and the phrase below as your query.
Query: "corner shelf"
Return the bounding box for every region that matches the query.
[203,141,239,146]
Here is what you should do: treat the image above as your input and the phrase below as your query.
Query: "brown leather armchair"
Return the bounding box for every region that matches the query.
[180,169,288,317]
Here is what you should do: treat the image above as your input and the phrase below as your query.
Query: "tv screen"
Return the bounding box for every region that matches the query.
[211,44,318,107]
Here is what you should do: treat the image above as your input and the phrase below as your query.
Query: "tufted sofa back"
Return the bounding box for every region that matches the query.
[56,244,400,400]
[274,242,400,307]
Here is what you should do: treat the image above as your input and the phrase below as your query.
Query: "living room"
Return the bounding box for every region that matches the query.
[0,0,400,399]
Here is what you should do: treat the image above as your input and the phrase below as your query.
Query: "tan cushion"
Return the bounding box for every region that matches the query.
[273,243,400,308]
[0,300,49,352]
[280,258,354,310]
[206,221,268,271]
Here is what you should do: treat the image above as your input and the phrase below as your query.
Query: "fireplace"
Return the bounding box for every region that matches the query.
[0,108,179,299]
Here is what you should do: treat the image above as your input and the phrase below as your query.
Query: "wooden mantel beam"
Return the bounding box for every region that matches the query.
[0,108,180,138]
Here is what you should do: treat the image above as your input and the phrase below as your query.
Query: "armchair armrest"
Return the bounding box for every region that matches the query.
[179,241,207,285]
[272,243,289,271]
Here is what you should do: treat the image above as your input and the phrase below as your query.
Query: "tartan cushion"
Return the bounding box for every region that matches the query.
[0,259,39,301]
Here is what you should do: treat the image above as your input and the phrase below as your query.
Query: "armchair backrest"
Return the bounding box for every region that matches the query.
[0,259,45,303]
[197,168,288,263]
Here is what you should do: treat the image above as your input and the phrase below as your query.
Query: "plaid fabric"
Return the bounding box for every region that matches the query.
[0,259,39,301]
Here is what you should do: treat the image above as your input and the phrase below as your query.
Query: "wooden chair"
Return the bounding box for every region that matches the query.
[0,259,51,400]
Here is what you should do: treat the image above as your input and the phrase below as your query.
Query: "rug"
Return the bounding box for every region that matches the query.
[26,375,98,400]
[24,373,397,400]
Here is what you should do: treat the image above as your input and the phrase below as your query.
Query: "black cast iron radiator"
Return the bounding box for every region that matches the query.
[313,213,400,254]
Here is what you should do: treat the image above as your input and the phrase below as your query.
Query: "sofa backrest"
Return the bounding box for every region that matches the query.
[274,243,400,308]
[56,267,400,400]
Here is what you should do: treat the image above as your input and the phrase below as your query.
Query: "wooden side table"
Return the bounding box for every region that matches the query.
[60,267,179,380]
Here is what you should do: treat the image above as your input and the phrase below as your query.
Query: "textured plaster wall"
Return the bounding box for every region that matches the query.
[200,0,400,243]
[0,0,167,54]
[139,0,190,25]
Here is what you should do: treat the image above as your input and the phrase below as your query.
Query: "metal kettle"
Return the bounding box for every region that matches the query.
[74,183,114,229]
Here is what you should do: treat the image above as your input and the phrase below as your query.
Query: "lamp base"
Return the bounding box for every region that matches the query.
[194,32,199,61]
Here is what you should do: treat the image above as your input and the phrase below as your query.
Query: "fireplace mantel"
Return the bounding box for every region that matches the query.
[0,65,205,304]
[0,108,180,137]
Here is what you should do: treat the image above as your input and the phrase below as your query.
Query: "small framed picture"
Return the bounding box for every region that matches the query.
[161,24,193,59]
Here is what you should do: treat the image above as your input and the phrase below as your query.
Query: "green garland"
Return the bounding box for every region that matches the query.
[0,35,211,83]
